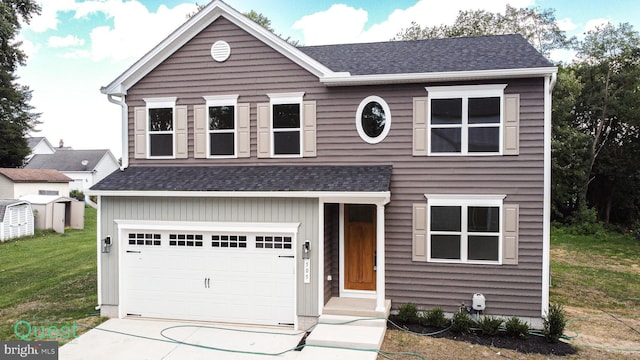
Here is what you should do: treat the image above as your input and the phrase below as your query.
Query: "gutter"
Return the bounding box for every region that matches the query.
[320,66,559,86]
[106,94,128,170]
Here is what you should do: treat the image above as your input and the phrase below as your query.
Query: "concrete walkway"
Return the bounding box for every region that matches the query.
[59,317,385,360]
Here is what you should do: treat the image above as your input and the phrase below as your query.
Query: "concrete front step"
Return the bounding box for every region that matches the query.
[322,297,391,318]
[316,314,387,328]
[305,321,386,351]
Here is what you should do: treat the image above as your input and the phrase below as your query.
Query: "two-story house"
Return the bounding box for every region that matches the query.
[91,0,556,330]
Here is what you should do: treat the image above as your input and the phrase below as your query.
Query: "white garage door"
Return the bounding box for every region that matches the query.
[122,230,296,326]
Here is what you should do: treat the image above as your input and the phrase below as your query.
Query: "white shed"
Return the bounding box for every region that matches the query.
[19,195,84,234]
[0,200,35,241]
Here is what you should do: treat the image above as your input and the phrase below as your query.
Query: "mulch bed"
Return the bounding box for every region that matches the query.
[387,315,577,356]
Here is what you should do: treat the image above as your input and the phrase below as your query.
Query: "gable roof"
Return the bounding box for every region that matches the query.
[101,1,556,94]
[91,165,392,193]
[27,137,45,150]
[24,150,115,172]
[0,168,71,183]
[0,199,29,220]
[101,0,342,96]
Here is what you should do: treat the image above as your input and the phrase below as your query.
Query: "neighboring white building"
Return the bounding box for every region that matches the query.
[0,168,71,199]
[26,137,56,163]
[24,149,119,193]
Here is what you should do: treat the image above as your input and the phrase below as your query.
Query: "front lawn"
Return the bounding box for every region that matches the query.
[0,207,104,342]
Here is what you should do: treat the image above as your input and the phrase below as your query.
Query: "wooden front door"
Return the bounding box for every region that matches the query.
[344,204,376,291]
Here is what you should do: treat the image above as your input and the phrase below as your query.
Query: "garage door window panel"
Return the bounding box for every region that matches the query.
[256,236,292,249]
[211,235,247,248]
[169,234,204,247]
[128,233,161,246]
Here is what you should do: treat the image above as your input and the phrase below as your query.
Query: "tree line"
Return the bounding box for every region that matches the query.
[394,6,640,228]
[2,2,638,228]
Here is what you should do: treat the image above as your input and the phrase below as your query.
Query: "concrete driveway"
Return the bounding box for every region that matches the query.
[59,318,379,360]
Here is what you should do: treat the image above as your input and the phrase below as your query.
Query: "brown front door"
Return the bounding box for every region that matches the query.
[344,204,376,291]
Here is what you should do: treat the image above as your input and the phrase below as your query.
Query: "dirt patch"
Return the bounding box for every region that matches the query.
[564,307,640,352]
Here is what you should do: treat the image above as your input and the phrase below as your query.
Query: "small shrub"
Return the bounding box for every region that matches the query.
[398,302,419,324]
[505,316,529,339]
[423,306,449,328]
[70,190,85,201]
[477,316,503,336]
[569,207,605,235]
[543,304,567,343]
[450,308,474,334]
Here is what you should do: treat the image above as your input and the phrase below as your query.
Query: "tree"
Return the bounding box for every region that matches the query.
[0,0,41,167]
[394,5,572,57]
[571,23,640,224]
[551,66,591,222]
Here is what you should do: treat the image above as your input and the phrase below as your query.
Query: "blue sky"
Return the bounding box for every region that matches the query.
[16,0,640,159]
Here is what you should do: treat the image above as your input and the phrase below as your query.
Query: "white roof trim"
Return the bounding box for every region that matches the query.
[100,0,345,96]
[320,67,558,86]
[88,190,391,205]
[115,220,301,234]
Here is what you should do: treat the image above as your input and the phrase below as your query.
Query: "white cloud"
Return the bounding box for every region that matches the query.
[584,18,610,33]
[556,18,578,32]
[292,0,535,45]
[27,1,198,62]
[27,0,78,32]
[85,1,198,62]
[48,35,85,48]
[292,4,368,45]
[16,34,40,60]
[61,49,91,59]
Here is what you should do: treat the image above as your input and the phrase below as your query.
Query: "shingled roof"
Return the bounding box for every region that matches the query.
[0,168,71,183]
[91,166,392,192]
[0,199,28,220]
[25,150,113,172]
[298,34,553,75]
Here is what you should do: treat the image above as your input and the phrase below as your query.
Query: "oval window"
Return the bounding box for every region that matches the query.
[356,96,391,144]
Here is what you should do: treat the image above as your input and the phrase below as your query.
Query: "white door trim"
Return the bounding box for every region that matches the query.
[339,204,376,299]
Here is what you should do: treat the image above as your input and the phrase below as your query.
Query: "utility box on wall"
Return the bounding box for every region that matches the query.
[472,293,486,311]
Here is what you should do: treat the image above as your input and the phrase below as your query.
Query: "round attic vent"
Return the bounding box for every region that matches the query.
[211,40,231,62]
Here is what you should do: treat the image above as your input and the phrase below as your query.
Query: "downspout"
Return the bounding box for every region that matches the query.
[107,94,128,170]
[541,71,557,318]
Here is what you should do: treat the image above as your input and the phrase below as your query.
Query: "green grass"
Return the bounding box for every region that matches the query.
[550,226,640,313]
[0,207,105,342]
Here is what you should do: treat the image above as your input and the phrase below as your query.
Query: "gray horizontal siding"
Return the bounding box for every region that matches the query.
[99,196,319,316]
[122,16,546,317]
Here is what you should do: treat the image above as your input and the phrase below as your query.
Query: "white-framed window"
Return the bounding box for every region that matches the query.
[144,97,176,158]
[426,194,505,264]
[355,95,391,144]
[426,85,506,156]
[268,92,304,157]
[204,95,238,158]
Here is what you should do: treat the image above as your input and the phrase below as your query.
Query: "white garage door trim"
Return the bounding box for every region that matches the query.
[116,220,300,327]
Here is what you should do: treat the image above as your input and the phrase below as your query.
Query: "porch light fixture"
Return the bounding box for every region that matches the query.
[102,236,112,253]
